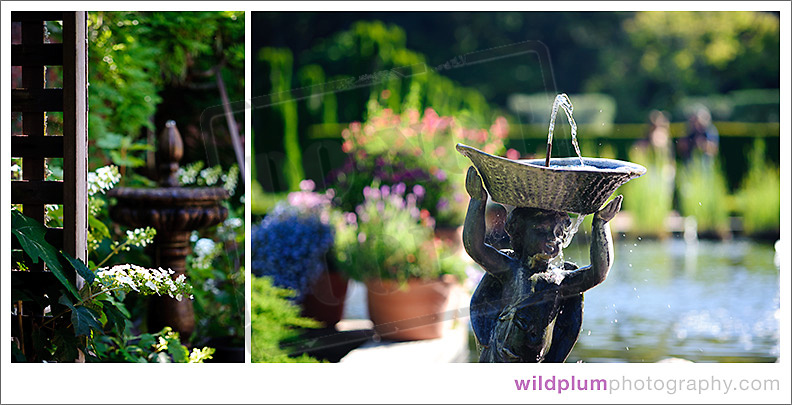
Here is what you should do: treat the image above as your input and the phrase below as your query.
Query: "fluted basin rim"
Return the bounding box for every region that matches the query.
[456,143,646,214]
[108,186,229,206]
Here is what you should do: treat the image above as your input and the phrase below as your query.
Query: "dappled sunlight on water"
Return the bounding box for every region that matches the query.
[564,238,779,363]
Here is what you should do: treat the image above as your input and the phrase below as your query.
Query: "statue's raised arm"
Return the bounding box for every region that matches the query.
[560,195,623,297]
[462,166,514,277]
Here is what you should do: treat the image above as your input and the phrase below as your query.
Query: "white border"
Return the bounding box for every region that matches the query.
[2,2,790,404]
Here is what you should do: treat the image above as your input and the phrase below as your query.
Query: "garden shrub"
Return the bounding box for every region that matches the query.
[251,276,322,363]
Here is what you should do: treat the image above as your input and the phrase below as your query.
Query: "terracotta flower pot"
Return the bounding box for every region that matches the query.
[302,270,349,328]
[365,275,457,341]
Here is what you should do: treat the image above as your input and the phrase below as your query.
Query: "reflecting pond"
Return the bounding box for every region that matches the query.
[556,237,780,363]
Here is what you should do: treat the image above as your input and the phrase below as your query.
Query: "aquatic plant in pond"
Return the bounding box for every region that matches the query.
[676,153,730,237]
[735,139,779,237]
[621,147,675,238]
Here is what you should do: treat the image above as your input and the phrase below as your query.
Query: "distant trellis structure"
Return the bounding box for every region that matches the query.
[11,11,88,355]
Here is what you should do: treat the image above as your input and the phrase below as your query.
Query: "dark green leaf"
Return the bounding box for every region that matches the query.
[53,329,80,362]
[12,211,80,299]
[11,343,27,362]
[138,334,156,349]
[62,252,95,285]
[166,336,189,363]
[100,299,129,335]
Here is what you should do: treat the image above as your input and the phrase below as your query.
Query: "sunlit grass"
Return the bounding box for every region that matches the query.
[676,153,730,237]
[621,147,675,238]
[735,139,780,237]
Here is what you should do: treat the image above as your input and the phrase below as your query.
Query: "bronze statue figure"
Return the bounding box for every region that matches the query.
[463,166,622,363]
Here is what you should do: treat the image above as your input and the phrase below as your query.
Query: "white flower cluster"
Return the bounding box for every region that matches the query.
[94,264,193,301]
[177,161,204,185]
[87,165,121,196]
[125,227,157,248]
[221,164,240,195]
[192,238,222,270]
[199,166,223,186]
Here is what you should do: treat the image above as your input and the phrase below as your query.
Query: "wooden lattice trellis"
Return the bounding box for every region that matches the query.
[11,11,87,354]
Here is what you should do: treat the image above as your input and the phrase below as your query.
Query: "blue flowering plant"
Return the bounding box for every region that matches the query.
[251,181,335,302]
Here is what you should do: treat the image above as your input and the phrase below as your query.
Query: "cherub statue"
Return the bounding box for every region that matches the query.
[463,166,622,363]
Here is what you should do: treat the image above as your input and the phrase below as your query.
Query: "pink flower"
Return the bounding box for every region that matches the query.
[299,179,315,192]
[506,148,521,160]
[412,184,425,198]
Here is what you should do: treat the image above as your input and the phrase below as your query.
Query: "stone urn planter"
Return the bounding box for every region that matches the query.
[365,275,458,341]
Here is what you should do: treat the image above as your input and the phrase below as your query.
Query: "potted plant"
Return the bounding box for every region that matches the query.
[251,182,347,327]
[328,105,509,251]
[333,182,466,341]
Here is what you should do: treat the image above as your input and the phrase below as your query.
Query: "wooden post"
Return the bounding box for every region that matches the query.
[62,12,88,271]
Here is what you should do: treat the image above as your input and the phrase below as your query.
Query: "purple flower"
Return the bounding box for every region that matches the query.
[394,183,407,196]
[413,184,425,198]
[437,198,449,211]
[435,169,447,181]
[344,212,357,225]
[381,185,390,198]
[358,232,367,243]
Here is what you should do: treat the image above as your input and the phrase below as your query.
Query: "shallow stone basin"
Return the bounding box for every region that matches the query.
[456,143,646,214]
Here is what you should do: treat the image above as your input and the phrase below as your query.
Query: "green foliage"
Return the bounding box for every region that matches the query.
[250,181,290,216]
[91,327,214,363]
[621,147,675,238]
[586,11,779,122]
[254,20,498,193]
[676,154,731,236]
[187,229,246,345]
[260,47,304,191]
[251,276,322,363]
[11,210,80,299]
[88,12,161,173]
[735,139,780,236]
[508,93,617,136]
[88,11,244,182]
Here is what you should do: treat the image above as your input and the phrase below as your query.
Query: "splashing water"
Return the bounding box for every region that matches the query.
[562,213,587,248]
[546,93,584,166]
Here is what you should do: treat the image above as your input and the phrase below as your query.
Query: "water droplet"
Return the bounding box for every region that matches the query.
[667,304,671,309]
[637,237,642,241]
[698,202,702,206]
[587,330,591,336]
[599,109,603,113]
[634,243,638,247]
[629,264,633,268]
[614,319,618,323]
[625,346,629,351]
